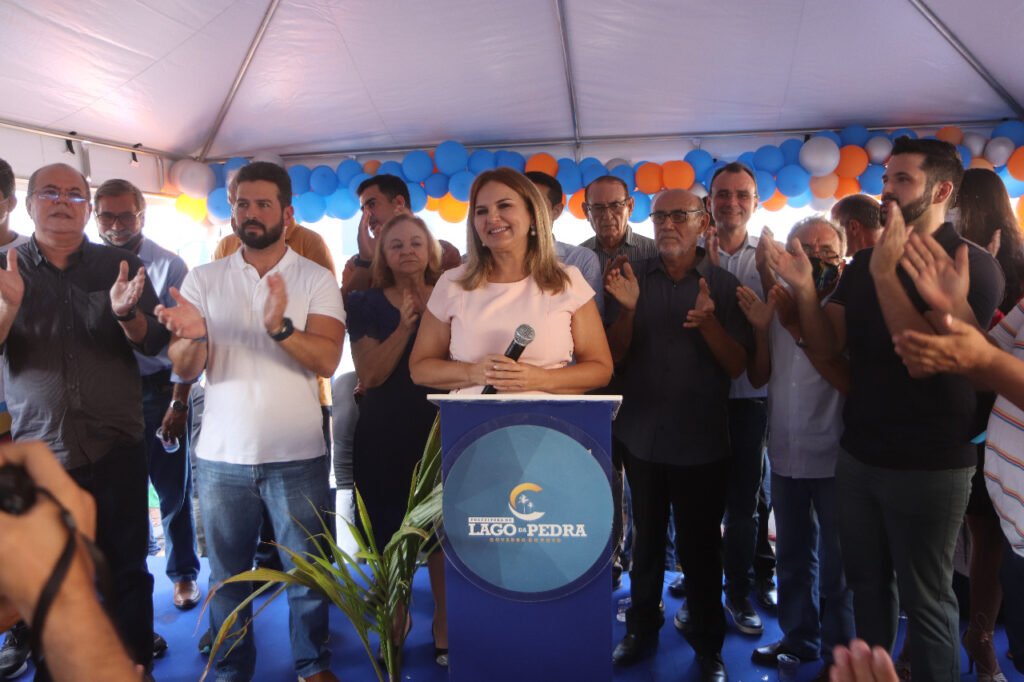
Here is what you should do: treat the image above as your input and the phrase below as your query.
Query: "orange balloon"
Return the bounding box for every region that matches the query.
[635,162,663,194]
[426,195,441,211]
[761,189,787,211]
[935,126,963,145]
[438,194,468,223]
[834,177,860,199]
[363,159,381,174]
[662,160,696,190]
[568,189,587,220]
[525,153,559,177]
[809,174,839,199]
[1007,147,1024,182]
[836,146,869,179]
[1017,195,1024,229]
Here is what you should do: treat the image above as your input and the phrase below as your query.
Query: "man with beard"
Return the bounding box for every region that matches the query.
[765,138,1004,681]
[94,179,201,616]
[607,189,751,682]
[158,161,345,682]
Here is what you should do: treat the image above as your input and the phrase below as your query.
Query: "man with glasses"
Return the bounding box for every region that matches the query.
[706,162,777,636]
[607,189,751,682]
[95,179,201,616]
[0,163,168,679]
[737,217,854,681]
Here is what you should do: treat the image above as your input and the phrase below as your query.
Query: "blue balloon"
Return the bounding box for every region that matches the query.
[780,139,804,166]
[737,152,757,172]
[225,157,248,172]
[685,149,714,180]
[402,151,433,182]
[424,173,449,198]
[582,165,608,187]
[753,145,785,174]
[288,165,311,195]
[703,161,726,192]
[435,141,468,175]
[347,172,371,195]
[840,125,871,147]
[295,192,326,223]
[206,187,231,221]
[788,189,813,208]
[610,164,634,190]
[775,164,811,197]
[956,144,973,168]
[209,163,226,188]
[309,165,339,196]
[468,149,496,174]
[754,170,776,201]
[336,159,364,187]
[629,191,651,224]
[557,165,583,195]
[406,182,427,212]
[325,189,359,220]
[858,164,885,195]
[494,150,525,172]
[377,161,406,181]
[813,130,842,146]
[448,170,475,202]
[998,166,1024,197]
[578,157,604,173]
[890,128,917,141]
[557,158,578,174]
[992,120,1024,147]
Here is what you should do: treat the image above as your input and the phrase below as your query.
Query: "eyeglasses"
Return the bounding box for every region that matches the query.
[96,211,142,228]
[31,188,89,204]
[712,190,756,202]
[649,208,704,225]
[800,244,843,266]
[584,200,630,215]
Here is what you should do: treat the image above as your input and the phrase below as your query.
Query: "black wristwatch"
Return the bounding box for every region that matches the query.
[269,317,295,342]
[354,256,372,268]
[113,305,137,321]
[169,399,187,413]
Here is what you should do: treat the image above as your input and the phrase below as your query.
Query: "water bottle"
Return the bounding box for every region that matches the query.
[155,427,180,453]
[615,596,631,623]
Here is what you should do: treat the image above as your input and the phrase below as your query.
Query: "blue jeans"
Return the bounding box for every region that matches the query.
[142,375,199,581]
[772,473,853,663]
[723,398,769,601]
[198,455,332,681]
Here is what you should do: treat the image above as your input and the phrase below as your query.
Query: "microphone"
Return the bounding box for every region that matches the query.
[481,324,536,394]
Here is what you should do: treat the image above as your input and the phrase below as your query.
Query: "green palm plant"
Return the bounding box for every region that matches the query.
[202,415,443,682]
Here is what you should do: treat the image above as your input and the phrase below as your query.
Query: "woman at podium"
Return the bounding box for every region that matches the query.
[410,168,612,394]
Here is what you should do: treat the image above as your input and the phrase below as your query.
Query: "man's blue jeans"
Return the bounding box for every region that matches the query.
[771,473,854,663]
[198,455,332,681]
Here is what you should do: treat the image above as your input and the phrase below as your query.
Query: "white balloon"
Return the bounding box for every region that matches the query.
[606,158,631,170]
[810,195,836,211]
[865,136,893,165]
[177,160,216,199]
[984,136,1015,166]
[689,181,707,199]
[962,132,987,158]
[799,137,841,177]
[251,152,285,168]
[167,159,189,191]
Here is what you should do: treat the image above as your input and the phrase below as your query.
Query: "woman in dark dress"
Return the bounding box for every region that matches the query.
[348,214,448,664]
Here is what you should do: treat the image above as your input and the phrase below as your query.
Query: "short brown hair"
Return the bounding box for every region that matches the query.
[94,178,146,213]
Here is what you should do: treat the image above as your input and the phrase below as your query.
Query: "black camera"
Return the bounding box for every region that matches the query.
[0,464,36,515]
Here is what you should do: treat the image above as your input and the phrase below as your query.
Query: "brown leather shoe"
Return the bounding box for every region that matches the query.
[299,671,339,682]
[173,579,201,610]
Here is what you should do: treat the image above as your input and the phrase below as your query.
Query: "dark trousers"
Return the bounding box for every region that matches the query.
[723,398,770,600]
[611,437,632,581]
[1001,540,1024,673]
[142,374,199,582]
[69,442,154,669]
[836,449,971,682]
[624,452,730,656]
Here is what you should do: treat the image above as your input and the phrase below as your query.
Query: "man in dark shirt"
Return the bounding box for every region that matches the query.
[766,138,1004,681]
[0,163,168,675]
[607,189,752,682]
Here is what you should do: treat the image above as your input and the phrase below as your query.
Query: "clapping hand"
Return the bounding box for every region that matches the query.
[831,639,900,682]
[684,278,716,329]
[399,289,424,331]
[893,313,991,378]
[263,273,289,334]
[109,260,146,317]
[357,211,377,262]
[737,286,774,331]
[900,232,969,318]
[764,236,814,295]
[604,256,639,311]
[0,250,24,311]
[155,288,207,340]
[705,226,721,267]
[869,198,910,279]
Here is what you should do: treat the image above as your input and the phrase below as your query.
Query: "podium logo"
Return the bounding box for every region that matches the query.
[509,482,545,521]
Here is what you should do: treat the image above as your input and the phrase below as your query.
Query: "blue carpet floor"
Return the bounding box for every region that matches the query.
[4,556,1018,680]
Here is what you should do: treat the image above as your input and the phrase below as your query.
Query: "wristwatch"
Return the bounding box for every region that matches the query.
[269,317,295,342]
[169,399,188,413]
[354,256,372,268]
[113,305,137,321]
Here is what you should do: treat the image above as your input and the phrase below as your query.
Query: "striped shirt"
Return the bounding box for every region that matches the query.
[986,298,1024,558]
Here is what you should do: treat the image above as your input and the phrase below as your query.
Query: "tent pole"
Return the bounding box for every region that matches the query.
[0,118,177,159]
[906,0,1024,118]
[554,0,582,162]
[196,0,283,162]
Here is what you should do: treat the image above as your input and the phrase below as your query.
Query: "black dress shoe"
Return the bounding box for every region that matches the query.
[612,634,657,666]
[754,577,778,610]
[751,640,815,667]
[672,602,691,634]
[697,653,728,682]
[667,573,686,598]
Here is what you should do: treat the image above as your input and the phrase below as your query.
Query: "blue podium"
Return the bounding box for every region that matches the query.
[431,394,621,682]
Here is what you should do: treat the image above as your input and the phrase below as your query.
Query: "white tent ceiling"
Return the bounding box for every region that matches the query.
[1,0,1021,186]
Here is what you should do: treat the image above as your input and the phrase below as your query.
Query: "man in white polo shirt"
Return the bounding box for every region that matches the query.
[158,161,345,682]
